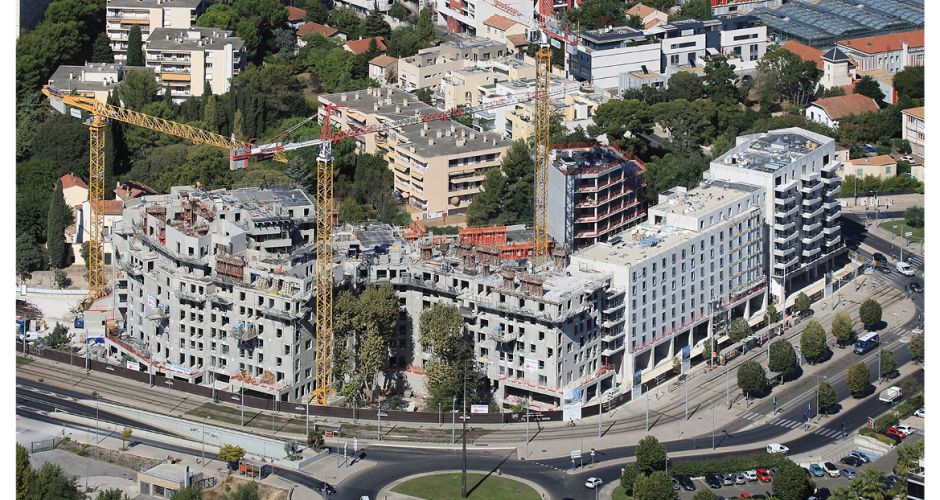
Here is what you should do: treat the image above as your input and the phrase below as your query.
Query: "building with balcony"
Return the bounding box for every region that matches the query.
[106,0,203,63]
[570,180,766,395]
[474,76,583,135]
[902,107,925,159]
[710,0,781,18]
[706,128,845,304]
[48,63,129,103]
[568,26,661,91]
[335,0,395,13]
[145,27,245,101]
[505,90,608,141]
[398,37,506,91]
[111,186,317,402]
[318,87,510,220]
[439,57,536,109]
[547,144,647,252]
[435,0,531,36]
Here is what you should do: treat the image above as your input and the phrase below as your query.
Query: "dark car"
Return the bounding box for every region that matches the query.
[676,475,696,491]
[885,474,901,487]
[909,281,923,293]
[840,455,864,467]
[814,487,831,499]
[705,474,722,489]
[802,467,811,477]
[873,252,887,264]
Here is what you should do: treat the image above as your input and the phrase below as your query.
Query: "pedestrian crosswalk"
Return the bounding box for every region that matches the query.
[906,255,924,268]
[767,417,803,429]
[740,411,764,421]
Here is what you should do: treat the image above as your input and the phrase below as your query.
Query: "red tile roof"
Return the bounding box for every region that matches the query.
[506,33,528,47]
[903,107,924,120]
[60,173,87,190]
[780,40,823,69]
[344,36,387,55]
[104,199,125,216]
[114,181,157,201]
[847,155,896,166]
[838,30,924,55]
[810,94,880,121]
[286,6,306,22]
[298,21,338,38]
[626,3,662,19]
[369,55,397,68]
[483,14,520,31]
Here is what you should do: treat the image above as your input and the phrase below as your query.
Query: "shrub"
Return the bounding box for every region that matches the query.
[669,452,790,477]
[859,427,898,446]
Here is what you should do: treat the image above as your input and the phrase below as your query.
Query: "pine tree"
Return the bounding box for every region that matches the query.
[286,156,311,188]
[364,3,391,39]
[46,179,73,269]
[126,26,144,66]
[91,33,115,63]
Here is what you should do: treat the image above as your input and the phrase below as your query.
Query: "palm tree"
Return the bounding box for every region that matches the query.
[831,486,857,500]
[852,467,887,500]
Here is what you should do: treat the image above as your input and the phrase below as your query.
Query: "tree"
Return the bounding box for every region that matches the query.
[694,491,719,500]
[667,72,704,101]
[17,233,45,278]
[800,319,827,362]
[768,339,797,375]
[419,304,464,360]
[46,179,72,269]
[703,55,739,102]
[764,304,781,327]
[633,470,675,500]
[467,140,534,226]
[831,311,854,347]
[772,459,813,500]
[364,5,392,38]
[854,76,885,103]
[219,444,246,464]
[846,362,870,396]
[54,270,70,288]
[117,69,160,111]
[120,426,133,449]
[652,98,717,154]
[893,66,923,100]
[227,481,259,500]
[568,0,626,30]
[91,32,114,63]
[32,463,83,500]
[793,292,811,317]
[817,382,837,414]
[620,463,640,496]
[329,7,364,39]
[45,323,70,350]
[701,337,717,363]
[909,332,924,362]
[283,440,300,460]
[17,444,34,500]
[307,429,325,452]
[271,27,298,58]
[286,156,311,189]
[587,98,654,155]
[737,360,766,397]
[879,350,896,380]
[643,152,711,198]
[635,435,667,472]
[859,298,882,328]
[728,317,750,343]
[197,3,239,30]
[673,0,710,20]
[170,486,202,500]
[895,439,924,477]
[96,489,131,500]
[904,206,924,228]
[755,45,821,107]
[126,26,144,66]
[389,3,410,21]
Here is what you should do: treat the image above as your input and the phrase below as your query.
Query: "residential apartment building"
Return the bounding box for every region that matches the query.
[439,57,536,110]
[48,63,128,102]
[705,128,845,303]
[547,144,647,252]
[505,91,607,140]
[836,30,924,74]
[710,0,781,18]
[145,27,245,101]
[435,0,531,36]
[475,76,582,136]
[106,0,203,63]
[570,180,767,392]
[842,155,897,179]
[901,107,925,159]
[569,26,661,91]
[110,186,318,402]
[398,37,506,91]
[335,0,395,13]
[478,14,528,53]
[319,87,510,220]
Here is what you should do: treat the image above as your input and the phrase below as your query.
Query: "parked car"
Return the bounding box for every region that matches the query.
[744,470,758,482]
[843,468,857,479]
[766,443,789,454]
[840,455,864,467]
[896,424,915,436]
[824,462,840,477]
[872,252,888,263]
[914,407,925,418]
[900,155,915,163]
[909,281,923,293]
[756,468,772,482]
[584,477,603,489]
[810,464,826,477]
[850,450,872,463]
[722,473,736,486]
[705,474,722,489]
[672,477,681,491]
[885,427,907,441]
[676,475,696,491]
[735,472,748,485]
[802,467,812,477]
[885,474,900,488]
[896,261,915,276]
[814,487,832,499]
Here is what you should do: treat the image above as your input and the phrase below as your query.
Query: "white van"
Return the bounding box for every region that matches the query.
[896,261,915,276]
[766,443,789,454]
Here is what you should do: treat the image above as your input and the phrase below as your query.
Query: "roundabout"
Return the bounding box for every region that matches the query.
[379,469,549,500]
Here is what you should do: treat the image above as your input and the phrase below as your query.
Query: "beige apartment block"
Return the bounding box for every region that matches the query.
[440,57,537,109]
[902,107,925,159]
[319,87,510,220]
[47,63,128,102]
[506,92,606,141]
[106,0,202,62]
[398,37,506,91]
[145,27,245,101]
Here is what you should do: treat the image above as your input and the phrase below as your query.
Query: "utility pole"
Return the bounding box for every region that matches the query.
[684,377,689,420]
[525,395,530,459]
[240,385,244,427]
[712,405,716,449]
[439,403,442,425]
[452,395,456,445]
[305,401,309,436]
[725,364,730,408]
[645,393,650,431]
[597,395,602,438]
[877,347,882,382]
[377,395,383,442]
[461,366,468,500]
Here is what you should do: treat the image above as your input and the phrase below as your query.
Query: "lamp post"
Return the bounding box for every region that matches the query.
[240,385,244,427]
[712,405,716,449]
[451,395,456,445]
[460,365,469,499]
[95,395,100,444]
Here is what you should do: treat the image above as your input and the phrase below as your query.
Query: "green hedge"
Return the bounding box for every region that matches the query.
[873,414,899,433]
[859,427,898,446]
[895,394,924,419]
[669,452,790,477]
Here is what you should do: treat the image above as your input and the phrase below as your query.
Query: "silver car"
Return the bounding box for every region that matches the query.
[735,473,748,485]
[722,473,736,486]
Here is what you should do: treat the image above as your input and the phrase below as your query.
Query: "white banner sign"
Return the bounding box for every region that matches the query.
[126,361,140,371]
[470,405,489,414]
[524,358,539,371]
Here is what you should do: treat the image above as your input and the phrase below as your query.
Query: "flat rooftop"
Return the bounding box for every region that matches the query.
[108,0,201,8]
[552,144,644,176]
[147,27,244,52]
[654,181,759,218]
[715,128,833,174]
[573,222,696,268]
[580,26,648,43]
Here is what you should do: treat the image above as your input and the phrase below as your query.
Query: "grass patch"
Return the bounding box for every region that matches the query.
[391,472,540,500]
[16,356,33,366]
[612,485,631,500]
[880,220,924,242]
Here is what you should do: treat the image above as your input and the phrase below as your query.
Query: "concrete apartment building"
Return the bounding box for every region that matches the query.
[505,91,608,140]
[710,0,781,18]
[106,0,203,63]
[110,186,318,402]
[569,26,662,91]
[439,57,536,109]
[476,77,583,136]
[397,37,507,91]
[836,30,924,74]
[319,87,510,220]
[902,107,925,159]
[705,128,845,304]
[48,63,128,102]
[145,27,245,101]
[435,0,531,36]
[570,180,766,391]
[547,144,648,252]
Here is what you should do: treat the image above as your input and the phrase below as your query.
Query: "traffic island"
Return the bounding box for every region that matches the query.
[383,470,545,499]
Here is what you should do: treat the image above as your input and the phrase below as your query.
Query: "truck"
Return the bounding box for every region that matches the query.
[879,386,903,404]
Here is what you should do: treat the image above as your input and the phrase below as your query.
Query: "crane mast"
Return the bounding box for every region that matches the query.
[312,106,338,405]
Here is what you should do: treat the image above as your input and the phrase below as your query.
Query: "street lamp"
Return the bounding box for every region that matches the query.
[95,395,100,444]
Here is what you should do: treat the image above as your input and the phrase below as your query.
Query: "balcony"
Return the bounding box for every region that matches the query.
[773,245,796,257]
[231,322,259,342]
[176,290,204,305]
[774,193,795,205]
[802,205,824,219]
[823,200,840,210]
[823,224,841,235]
[802,195,822,206]
[800,172,820,183]
[779,203,799,217]
[799,182,822,194]
[802,246,821,259]
[824,236,842,248]
[774,231,796,245]
[802,231,824,245]
[773,220,795,232]
[773,255,798,269]
[825,209,841,223]
[802,220,822,232]
[825,183,842,196]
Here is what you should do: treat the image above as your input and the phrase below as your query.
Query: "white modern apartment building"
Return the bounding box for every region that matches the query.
[710,0,781,18]
[570,180,767,393]
[435,0,532,36]
[705,128,845,304]
[106,0,202,63]
[475,76,582,135]
[568,26,661,91]
[145,27,245,101]
[110,187,318,402]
